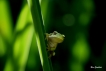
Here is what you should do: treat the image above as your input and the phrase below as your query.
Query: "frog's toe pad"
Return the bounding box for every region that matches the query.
[53,52,55,56]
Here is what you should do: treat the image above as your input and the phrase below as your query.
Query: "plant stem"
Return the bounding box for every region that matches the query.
[27,0,51,71]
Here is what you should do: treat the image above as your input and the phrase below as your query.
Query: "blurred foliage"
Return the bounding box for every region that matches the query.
[0,0,13,57]
[0,0,106,71]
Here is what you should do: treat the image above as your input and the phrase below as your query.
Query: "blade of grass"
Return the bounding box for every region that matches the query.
[27,0,51,71]
[0,1,14,71]
[4,4,34,71]
[13,4,34,71]
[0,0,13,57]
[40,0,53,31]
[0,0,13,42]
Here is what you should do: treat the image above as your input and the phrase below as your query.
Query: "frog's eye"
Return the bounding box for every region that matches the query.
[53,31,58,34]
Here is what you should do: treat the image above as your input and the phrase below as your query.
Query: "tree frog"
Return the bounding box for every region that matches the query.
[45,31,65,58]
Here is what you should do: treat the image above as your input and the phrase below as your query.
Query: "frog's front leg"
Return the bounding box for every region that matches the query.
[48,51,55,58]
[45,33,49,41]
[47,45,50,51]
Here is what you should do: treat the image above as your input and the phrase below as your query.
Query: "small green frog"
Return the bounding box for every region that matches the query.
[45,31,65,58]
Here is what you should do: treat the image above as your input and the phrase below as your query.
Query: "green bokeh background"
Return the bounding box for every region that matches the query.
[0,0,106,71]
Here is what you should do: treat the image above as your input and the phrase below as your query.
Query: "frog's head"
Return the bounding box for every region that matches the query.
[49,31,65,43]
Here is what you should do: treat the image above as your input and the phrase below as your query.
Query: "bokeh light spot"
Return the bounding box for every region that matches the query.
[72,33,90,63]
[63,14,75,26]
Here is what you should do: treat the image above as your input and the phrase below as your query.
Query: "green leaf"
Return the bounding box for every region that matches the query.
[13,4,34,71]
[27,0,52,71]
